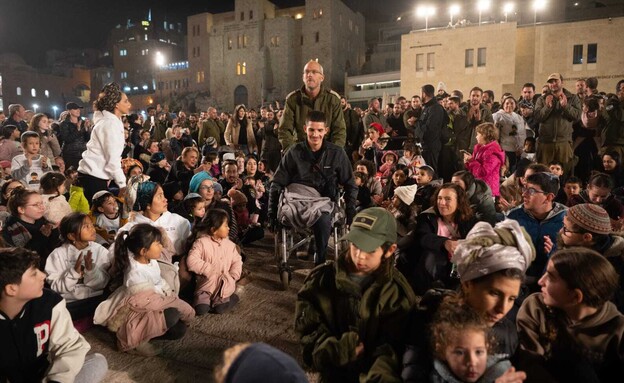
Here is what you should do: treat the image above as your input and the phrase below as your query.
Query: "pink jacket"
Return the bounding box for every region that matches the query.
[466,140,505,197]
[186,235,243,304]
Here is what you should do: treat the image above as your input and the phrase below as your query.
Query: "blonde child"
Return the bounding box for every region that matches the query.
[40,171,72,226]
[185,208,243,315]
[45,213,111,319]
[430,302,525,383]
[11,131,52,189]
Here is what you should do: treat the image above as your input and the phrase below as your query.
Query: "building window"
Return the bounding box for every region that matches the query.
[587,43,597,64]
[319,8,323,17]
[355,25,359,35]
[416,54,424,72]
[121,72,128,79]
[573,44,583,64]
[465,49,474,67]
[196,71,204,83]
[120,49,127,56]
[240,11,244,21]
[237,62,241,75]
[44,90,49,98]
[31,88,36,97]
[349,20,353,31]
[270,36,280,47]
[313,10,318,19]
[243,35,248,48]
[249,10,253,19]
[315,32,320,43]
[427,53,435,71]
[477,48,486,67]
[238,34,242,48]
[236,62,247,75]
[228,38,232,50]
[144,34,148,41]
[301,36,304,45]
[385,58,396,70]
[196,46,200,56]
[16,87,21,96]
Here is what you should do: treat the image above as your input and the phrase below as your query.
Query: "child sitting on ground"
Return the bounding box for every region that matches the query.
[185,209,243,315]
[0,247,108,383]
[390,184,418,238]
[91,191,121,242]
[354,171,372,211]
[11,131,53,190]
[295,207,417,382]
[45,213,111,320]
[520,137,536,162]
[174,193,206,227]
[40,171,72,227]
[379,151,398,179]
[561,176,582,204]
[68,176,90,214]
[413,165,440,214]
[430,302,525,383]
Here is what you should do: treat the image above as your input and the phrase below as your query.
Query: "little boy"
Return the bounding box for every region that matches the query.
[413,165,439,213]
[11,131,52,190]
[520,137,536,162]
[548,160,564,178]
[560,176,582,205]
[354,171,372,210]
[0,247,107,382]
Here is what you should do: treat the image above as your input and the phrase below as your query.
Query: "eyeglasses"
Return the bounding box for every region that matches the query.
[521,187,547,196]
[198,185,213,191]
[26,202,45,208]
[562,226,585,236]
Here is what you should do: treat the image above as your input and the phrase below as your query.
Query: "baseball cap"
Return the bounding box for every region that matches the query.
[547,73,562,82]
[341,207,397,252]
[66,102,83,110]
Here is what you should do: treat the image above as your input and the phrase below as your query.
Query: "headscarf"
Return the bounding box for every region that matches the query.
[451,220,535,282]
[189,171,214,194]
[124,174,156,215]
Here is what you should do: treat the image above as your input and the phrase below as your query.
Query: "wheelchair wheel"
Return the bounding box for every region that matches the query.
[280,269,290,290]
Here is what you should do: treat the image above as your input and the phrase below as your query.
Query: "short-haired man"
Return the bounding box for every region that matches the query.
[278,60,346,151]
[447,96,469,171]
[363,97,389,134]
[414,84,448,171]
[600,80,624,159]
[199,107,225,147]
[270,111,357,266]
[403,95,422,130]
[3,104,28,133]
[508,172,567,289]
[534,73,581,169]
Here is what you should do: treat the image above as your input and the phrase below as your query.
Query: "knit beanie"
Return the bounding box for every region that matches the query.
[393,184,418,205]
[150,152,166,164]
[567,203,612,235]
[188,171,214,194]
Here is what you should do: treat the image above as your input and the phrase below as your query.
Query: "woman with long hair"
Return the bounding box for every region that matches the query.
[224,105,258,155]
[77,83,132,203]
[29,113,61,160]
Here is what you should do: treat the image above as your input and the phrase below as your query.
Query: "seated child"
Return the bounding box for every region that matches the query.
[568,172,624,230]
[185,209,243,315]
[520,137,536,162]
[45,213,111,319]
[295,207,417,382]
[69,176,90,214]
[517,248,624,382]
[91,191,121,244]
[390,184,418,238]
[379,151,398,179]
[11,131,52,190]
[398,144,415,167]
[354,171,372,211]
[0,247,108,383]
[242,176,261,225]
[174,192,206,227]
[413,165,440,214]
[430,302,525,383]
[203,152,220,178]
[355,159,383,203]
[380,167,411,205]
[95,224,194,356]
[228,189,264,245]
[40,171,72,226]
[562,176,582,204]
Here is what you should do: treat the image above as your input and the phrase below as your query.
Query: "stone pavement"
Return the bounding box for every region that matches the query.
[85,233,319,382]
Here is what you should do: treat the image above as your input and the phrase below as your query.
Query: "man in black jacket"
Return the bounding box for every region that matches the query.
[269,111,357,265]
[415,84,448,171]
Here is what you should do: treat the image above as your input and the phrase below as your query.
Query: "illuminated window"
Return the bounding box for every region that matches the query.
[237,62,241,75]
[242,62,246,75]
[16,87,21,96]
[31,88,36,97]
[243,35,248,48]
[120,49,127,56]
[228,38,232,50]
[45,90,49,98]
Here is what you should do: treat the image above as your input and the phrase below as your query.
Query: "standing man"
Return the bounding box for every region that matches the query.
[362,98,389,135]
[403,95,422,132]
[414,84,447,171]
[341,96,362,162]
[279,60,346,151]
[199,107,225,147]
[270,111,356,266]
[3,104,28,133]
[534,73,581,171]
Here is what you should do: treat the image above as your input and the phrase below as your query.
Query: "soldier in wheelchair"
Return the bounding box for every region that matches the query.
[268,111,357,267]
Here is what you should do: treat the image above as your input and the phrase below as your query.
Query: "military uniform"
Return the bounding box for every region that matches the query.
[199,118,226,147]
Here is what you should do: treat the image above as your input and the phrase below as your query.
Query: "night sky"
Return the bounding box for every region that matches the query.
[0,0,310,65]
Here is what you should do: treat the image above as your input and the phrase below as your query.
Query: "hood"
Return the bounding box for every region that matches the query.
[225,343,308,383]
[92,110,118,125]
[381,150,398,164]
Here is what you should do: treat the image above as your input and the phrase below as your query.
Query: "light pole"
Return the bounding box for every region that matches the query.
[478,0,491,26]
[503,3,514,23]
[33,104,38,114]
[533,0,547,25]
[449,4,460,27]
[52,105,58,120]
[416,5,436,32]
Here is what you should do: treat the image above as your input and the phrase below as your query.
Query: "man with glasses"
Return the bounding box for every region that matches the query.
[557,203,624,311]
[508,172,567,290]
[278,60,346,151]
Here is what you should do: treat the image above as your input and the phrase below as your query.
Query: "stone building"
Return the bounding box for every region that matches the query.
[186,0,365,110]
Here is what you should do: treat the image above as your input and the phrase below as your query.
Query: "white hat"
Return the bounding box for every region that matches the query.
[92,190,113,201]
[223,152,236,161]
[393,184,417,205]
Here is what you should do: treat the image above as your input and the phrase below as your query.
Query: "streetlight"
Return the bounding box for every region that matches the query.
[533,0,547,25]
[478,0,491,26]
[32,104,38,114]
[155,51,165,67]
[416,5,436,32]
[52,105,58,120]
[503,2,514,23]
[449,4,460,27]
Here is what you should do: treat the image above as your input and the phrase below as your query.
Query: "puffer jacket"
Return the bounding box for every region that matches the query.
[59,119,89,162]
[465,140,505,197]
[295,257,417,383]
[534,88,581,143]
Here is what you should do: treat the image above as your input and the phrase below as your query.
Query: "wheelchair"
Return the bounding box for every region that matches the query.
[274,188,348,290]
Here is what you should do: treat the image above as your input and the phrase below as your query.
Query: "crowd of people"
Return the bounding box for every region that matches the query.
[1,63,623,383]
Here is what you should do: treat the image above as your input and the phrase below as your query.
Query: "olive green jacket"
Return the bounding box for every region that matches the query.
[534,88,582,143]
[278,85,346,150]
[295,258,417,383]
[199,118,225,146]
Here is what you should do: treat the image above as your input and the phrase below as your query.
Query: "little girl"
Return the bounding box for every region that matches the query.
[379,151,398,178]
[185,209,243,315]
[95,223,195,356]
[40,171,72,226]
[91,190,121,241]
[430,302,525,383]
[45,212,111,318]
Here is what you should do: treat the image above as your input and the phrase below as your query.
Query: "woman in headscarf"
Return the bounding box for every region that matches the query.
[402,219,535,382]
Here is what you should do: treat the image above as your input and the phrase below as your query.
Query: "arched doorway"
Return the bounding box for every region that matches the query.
[234,85,248,107]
